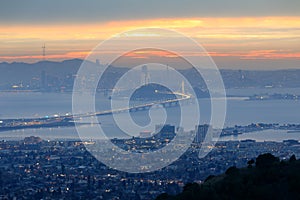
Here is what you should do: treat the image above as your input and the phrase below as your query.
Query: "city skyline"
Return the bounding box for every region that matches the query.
[1,2,300,198]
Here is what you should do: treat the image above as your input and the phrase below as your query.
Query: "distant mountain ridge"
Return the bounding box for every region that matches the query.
[1,59,300,91]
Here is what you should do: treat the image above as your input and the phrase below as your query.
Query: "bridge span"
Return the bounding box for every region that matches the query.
[0,92,193,131]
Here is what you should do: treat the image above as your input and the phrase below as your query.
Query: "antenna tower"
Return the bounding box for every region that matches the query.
[42,44,46,60]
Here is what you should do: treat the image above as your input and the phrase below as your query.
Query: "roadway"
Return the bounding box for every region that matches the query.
[0,92,192,131]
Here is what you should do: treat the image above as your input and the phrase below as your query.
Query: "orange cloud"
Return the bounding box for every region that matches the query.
[1,17,300,42]
[0,17,300,62]
[0,51,90,61]
[124,50,180,59]
[207,50,300,59]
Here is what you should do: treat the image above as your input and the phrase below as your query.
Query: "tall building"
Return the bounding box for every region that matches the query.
[155,124,176,140]
[96,59,100,66]
[155,124,175,134]
[194,124,211,143]
[141,65,150,85]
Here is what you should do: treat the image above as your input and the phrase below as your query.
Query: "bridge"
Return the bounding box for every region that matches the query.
[77,92,192,117]
[0,91,193,131]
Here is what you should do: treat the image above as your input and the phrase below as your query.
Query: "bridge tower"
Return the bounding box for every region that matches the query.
[181,80,185,94]
[141,65,150,85]
[42,44,46,60]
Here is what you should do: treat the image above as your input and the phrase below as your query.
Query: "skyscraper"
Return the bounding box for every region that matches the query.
[155,124,176,140]
[194,124,211,143]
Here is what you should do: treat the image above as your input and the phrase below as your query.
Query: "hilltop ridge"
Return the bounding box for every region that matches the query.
[156,153,300,200]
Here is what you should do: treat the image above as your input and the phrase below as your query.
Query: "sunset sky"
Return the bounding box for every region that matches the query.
[1,0,300,69]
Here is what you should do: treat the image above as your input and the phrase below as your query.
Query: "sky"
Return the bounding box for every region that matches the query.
[0,0,300,69]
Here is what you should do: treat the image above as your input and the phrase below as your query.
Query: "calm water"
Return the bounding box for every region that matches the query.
[0,88,300,141]
[220,129,300,142]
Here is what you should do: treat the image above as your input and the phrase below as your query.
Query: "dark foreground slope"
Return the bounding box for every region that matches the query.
[156,153,300,200]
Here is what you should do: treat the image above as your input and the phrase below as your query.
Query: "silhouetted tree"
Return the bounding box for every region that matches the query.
[255,153,279,168]
[156,193,171,200]
[289,154,296,162]
[156,153,300,200]
[225,166,239,175]
[204,175,215,182]
[247,159,255,168]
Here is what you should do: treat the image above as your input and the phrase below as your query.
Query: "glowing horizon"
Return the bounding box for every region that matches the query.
[1,17,300,69]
